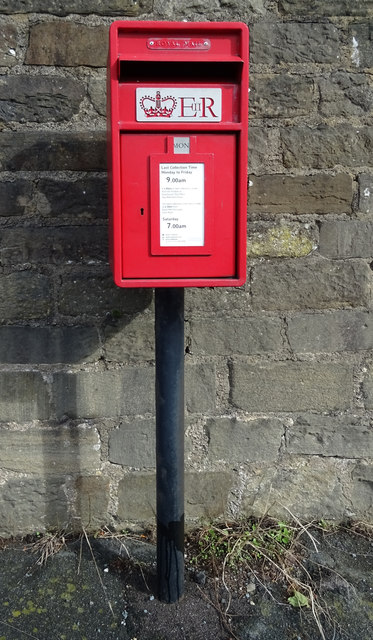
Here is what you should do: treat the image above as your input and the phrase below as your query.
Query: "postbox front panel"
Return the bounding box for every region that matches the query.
[120,132,236,279]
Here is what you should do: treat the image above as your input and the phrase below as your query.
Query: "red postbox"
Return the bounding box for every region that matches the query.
[107,21,249,288]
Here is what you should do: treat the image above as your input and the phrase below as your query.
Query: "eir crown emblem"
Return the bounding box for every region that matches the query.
[139,90,177,118]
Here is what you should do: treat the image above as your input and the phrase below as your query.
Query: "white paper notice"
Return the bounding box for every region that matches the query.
[159,163,204,247]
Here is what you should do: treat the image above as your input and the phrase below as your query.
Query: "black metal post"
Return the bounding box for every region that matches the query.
[155,287,185,603]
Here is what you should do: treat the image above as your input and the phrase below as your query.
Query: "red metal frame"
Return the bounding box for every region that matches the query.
[107,21,249,288]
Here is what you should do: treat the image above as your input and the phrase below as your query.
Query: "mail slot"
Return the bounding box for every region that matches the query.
[107,21,249,287]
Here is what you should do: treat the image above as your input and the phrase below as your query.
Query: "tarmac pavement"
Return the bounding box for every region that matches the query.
[0,527,372,640]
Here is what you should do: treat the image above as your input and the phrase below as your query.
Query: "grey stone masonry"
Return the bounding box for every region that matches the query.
[0,19,19,66]
[248,174,353,215]
[250,75,317,119]
[0,227,107,265]
[349,22,373,68]
[318,72,373,118]
[206,417,284,464]
[231,362,353,412]
[117,471,232,524]
[0,179,34,217]
[250,22,342,66]
[286,414,373,459]
[0,0,372,534]
[0,272,51,321]
[362,365,373,409]
[0,372,50,421]
[281,125,373,169]
[359,174,373,214]
[0,131,106,172]
[189,317,283,355]
[58,271,152,318]
[279,0,373,16]
[287,311,373,353]
[0,326,100,364]
[53,369,155,419]
[1,0,152,14]
[26,22,109,67]
[104,318,155,362]
[0,76,85,123]
[251,258,371,311]
[37,176,108,220]
[185,363,216,414]
[319,221,373,258]
[0,424,101,475]
[109,419,156,468]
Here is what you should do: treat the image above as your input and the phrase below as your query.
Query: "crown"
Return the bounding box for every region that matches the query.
[140,91,177,118]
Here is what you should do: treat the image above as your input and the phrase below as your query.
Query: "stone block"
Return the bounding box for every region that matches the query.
[104,318,155,362]
[0,423,101,474]
[153,0,265,20]
[247,222,317,258]
[75,476,110,530]
[318,72,373,117]
[0,179,34,217]
[109,419,156,468]
[1,0,152,14]
[0,372,50,421]
[0,226,107,265]
[0,477,70,537]
[53,369,155,419]
[117,471,232,523]
[0,326,100,364]
[349,22,373,68]
[287,310,373,353]
[185,363,216,413]
[37,175,108,219]
[189,317,283,356]
[362,365,373,408]
[185,286,251,318]
[251,74,317,118]
[185,472,232,520]
[358,174,373,214]
[281,125,373,169]
[248,127,281,173]
[286,414,373,458]
[0,19,18,67]
[88,74,107,116]
[351,461,373,516]
[319,220,373,258]
[0,131,106,172]
[248,174,353,215]
[0,271,52,321]
[205,417,284,463]
[117,473,156,523]
[0,76,85,123]
[242,457,356,522]
[26,22,108,67]
[251,258,371,311]
[279,0,373,16]
[231,362,353,412]
[58,271,153,318]
[250,22,341,66]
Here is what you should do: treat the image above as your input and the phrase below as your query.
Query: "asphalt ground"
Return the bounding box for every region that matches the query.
[0,527,372,640]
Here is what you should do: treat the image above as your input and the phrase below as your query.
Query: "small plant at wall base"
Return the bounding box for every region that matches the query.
[188,518,295,569]
[185,516,336,640]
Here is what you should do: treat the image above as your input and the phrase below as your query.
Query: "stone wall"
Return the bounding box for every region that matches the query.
[0,0,372,536]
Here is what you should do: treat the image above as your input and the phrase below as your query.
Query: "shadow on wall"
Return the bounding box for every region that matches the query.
[0,189,154,535]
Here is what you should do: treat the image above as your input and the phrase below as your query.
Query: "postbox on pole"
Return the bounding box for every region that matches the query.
[107,20,249,288]
[107,20,249,603]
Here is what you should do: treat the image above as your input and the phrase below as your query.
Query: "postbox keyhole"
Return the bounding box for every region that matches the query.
[140,207,144,216]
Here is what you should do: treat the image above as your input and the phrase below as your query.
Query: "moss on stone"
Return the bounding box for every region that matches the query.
[247,224,316,258]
